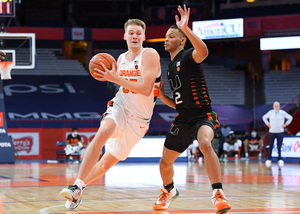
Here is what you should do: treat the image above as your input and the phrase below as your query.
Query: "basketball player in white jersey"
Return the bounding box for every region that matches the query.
[60,19,161,210]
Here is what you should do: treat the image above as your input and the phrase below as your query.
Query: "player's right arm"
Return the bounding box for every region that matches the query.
[176,5,208,64]
[99,48,161,96]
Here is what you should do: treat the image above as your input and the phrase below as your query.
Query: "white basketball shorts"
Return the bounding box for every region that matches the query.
[103,101,149,161]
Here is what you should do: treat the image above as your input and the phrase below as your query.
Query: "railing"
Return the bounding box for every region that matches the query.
[282,94,300,114]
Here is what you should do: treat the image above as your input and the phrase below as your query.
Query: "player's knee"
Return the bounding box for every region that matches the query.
[198,137,212,153]
[160,157,172,169]
[97,128,114,141]
[98,162,111,173]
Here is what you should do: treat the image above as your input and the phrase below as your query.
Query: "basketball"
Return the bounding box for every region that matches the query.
[89,53,116,81]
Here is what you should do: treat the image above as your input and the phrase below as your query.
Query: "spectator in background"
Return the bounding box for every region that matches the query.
[223,130,241,161]
[219,123,231,161]
[220,122,231,139]
[243,130,264,161]
[239,131,249,158]
[262,101,293,168]
[65,128,85,162]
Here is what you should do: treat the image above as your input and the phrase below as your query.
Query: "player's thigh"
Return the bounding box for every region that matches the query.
[164,122,194,153]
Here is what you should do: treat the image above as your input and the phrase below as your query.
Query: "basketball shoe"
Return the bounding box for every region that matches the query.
[65,187,85,210]
[265,160,272,168]
[278,160,284,169]
[211,189,231,214]
[65,196,81,210]
[153,187,179,210]
[60,185,82,203]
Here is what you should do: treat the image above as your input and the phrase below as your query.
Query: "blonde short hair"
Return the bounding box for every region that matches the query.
[124,19,146,33]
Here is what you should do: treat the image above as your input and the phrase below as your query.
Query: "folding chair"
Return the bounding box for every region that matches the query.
[56,141,67,162]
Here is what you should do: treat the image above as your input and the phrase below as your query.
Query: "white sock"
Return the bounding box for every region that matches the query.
[245,153,249,158]
[74,178,85,190]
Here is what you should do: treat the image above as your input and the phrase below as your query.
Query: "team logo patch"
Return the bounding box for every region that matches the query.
[134,60,139,69]
[176,61,180,72]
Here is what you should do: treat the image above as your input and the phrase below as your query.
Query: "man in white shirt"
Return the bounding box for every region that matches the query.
[262,101,293,168]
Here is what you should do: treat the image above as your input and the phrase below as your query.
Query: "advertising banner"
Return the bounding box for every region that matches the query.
[272,137,300,158]
[10,132,40,156]
[193,18,244,40]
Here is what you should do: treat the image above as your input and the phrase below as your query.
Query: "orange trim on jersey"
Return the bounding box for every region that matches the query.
[154,89,159,97]
[107,100,113,106]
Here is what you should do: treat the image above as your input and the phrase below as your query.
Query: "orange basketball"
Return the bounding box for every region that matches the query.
[89,53,116,81]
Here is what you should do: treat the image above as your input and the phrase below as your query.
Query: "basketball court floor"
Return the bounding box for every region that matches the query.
[0,159,299,214]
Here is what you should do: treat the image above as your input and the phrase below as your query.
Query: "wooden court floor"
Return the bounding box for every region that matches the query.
[0,160,299,214]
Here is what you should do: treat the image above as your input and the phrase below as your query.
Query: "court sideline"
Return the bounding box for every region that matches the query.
[0,160,299,214]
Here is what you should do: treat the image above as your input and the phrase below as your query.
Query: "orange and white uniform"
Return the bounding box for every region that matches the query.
[103,48,161,160]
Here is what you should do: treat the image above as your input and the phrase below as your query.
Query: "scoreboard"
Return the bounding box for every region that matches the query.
[0,0,15,17]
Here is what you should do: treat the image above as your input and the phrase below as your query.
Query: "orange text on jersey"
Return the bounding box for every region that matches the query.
[119,70,141,77]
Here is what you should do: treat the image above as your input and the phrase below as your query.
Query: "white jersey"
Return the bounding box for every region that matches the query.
[114,48,161,121]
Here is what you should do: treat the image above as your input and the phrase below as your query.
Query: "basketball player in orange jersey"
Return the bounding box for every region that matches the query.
[60,19,161,210]
[153,5,231,214]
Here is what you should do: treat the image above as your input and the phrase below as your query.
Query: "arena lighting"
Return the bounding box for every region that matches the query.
[260,36,300,50]
[246,0,256,2]
[146,38,165,43]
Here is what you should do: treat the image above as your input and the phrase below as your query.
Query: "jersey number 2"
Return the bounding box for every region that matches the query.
[175,92,183,104]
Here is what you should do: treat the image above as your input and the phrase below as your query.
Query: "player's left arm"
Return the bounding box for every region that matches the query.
[176,5,208,64]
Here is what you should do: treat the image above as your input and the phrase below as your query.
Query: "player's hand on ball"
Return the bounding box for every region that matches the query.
[93,61,117,82]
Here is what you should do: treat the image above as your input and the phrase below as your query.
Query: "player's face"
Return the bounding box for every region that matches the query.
[164,28,184,52]
[124,25,145,50]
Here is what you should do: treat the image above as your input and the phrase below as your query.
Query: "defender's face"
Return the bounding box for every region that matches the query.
[164,28,183,52]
